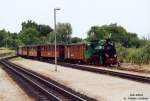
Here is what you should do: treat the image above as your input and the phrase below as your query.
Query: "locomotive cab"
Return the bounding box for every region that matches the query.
[85,40,105,65]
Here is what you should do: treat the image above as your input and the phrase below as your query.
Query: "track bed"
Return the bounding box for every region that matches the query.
[0,59,96,101]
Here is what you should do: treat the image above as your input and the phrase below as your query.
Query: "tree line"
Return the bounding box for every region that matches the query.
[0,20,147,48]
[0,20,82,49]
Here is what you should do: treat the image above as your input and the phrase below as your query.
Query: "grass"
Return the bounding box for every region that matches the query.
[0,47,15,58]
[0,47,14,54]
[11,57,26,61]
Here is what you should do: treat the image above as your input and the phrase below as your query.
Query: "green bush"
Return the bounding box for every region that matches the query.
[117,43,150,65]
[116,43,128,62]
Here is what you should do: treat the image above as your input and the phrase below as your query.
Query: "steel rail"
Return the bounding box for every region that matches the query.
[0,59,88,101]
[41,59,150,84]
[0,60,61,101]
[5,60,87,101]
[62,62,150,84]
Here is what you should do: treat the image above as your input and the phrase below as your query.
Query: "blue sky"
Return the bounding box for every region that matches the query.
[0,0,149,38]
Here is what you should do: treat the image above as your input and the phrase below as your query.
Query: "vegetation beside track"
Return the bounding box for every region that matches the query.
[11,57,26,61]
[0,47,14,53]
[0,47,15,58]
[117,43,150,66]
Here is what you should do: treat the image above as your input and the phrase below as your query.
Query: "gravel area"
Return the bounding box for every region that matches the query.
[0,65,34,101]
[82,64,150,78]
[11,58,150,101]
[117,63,150,75]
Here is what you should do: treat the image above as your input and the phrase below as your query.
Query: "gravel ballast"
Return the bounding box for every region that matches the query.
[11,58,150,101]
[0,66,34,101]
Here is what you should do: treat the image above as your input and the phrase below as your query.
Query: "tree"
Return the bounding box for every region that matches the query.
[87,26,107,42]
[9,33,22,49]
[124,33,140,48]
[86,23,140,48]
[19,28,40,45]
[71,37,82,43]
[21,20,38,30]
[0,29,9,47]
[21,20,53,36]
[19,20,53,45]
[38,24,53,36]
[56,23,72,44]
[47,31,55,43]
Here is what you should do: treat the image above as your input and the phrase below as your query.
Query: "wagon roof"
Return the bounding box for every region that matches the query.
[39,43,65,46]
[65,43,87,46]
[18,43,65,47]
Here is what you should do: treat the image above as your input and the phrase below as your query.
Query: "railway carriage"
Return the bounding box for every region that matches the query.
[28,45,40,57]
[17,46,22,56]
[40,44,64,60]
[64,44,87,63]
[64,43,104,65]
[22,46,28,56]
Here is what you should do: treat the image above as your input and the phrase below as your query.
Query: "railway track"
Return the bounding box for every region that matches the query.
[0,59,96,101]
[39,59,150,84]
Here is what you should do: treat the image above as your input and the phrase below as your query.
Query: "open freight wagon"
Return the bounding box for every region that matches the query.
[40,44,64,60]
[64,43,104,65]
